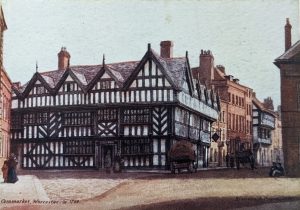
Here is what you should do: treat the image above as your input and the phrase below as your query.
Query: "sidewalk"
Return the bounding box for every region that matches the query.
[0,174,49,209]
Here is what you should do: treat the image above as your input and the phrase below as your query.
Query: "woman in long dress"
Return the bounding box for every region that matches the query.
[7,154,18,183]
[1,160,8,182]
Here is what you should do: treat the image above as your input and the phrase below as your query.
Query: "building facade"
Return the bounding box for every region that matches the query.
[272,107,283,164]
[0,5,12,159]
[274,18,300,176]
[11,41,219,170]
[252,96,277,166]
[192,51,253,167]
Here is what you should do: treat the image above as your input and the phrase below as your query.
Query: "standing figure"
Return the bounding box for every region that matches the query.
[225,153,230,168]
[1,160,9,183]
[7,153,18,183]
[114,152,124,173]
[104,150,112,173]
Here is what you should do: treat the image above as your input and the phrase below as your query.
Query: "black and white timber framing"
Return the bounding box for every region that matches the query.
[11,45,220,170]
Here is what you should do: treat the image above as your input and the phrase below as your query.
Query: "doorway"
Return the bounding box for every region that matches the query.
[96,142,117,169]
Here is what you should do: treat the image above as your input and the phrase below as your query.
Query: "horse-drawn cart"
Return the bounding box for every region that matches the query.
[169,140,196,174]
[235,149,255,170]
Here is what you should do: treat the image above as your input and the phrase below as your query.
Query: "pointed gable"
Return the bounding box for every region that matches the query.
[91,69,119,90]
[128,59,173,89]
[151,49,194,95]
[18,72,53,97]
[275,40,300,64]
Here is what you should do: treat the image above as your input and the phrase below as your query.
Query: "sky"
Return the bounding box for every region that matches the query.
[1,0,299,108]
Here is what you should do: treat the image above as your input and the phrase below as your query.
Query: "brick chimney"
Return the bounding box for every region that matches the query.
[263,97,274,110]
[199,50,214,85]
[160,41,173,58]
[58,47,70,70]
[285,18,292,51]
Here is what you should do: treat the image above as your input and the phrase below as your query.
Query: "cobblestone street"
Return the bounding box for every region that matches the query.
[28,170,153,201]
[1,168,300,210]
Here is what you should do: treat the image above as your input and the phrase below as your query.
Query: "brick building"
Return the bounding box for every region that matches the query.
[274,18,300,176]
[0,4,12,159]
[192,51,253,167]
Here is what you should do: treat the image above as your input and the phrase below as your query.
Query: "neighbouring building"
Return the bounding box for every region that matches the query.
[192,51,253,167]
[11,41,219,170]
[272,106,283,164]
[0,4,12,159]
[274,18,300,176]
[252,96,277,166]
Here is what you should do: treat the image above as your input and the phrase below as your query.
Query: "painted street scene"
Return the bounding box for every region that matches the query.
[0,0,300,209]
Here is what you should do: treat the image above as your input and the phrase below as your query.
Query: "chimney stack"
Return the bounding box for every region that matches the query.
[160,41,173,58]
[263,97,274,110]
[58,47,70,70]
[285,18,292,51]
[199,50,214,85]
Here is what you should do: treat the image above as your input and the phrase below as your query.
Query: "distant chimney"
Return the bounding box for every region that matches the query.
[199,50,214,85]
[58,47,70,70]
[13,82,21,89]
[285,18,292,51]
[160,41,173,58]
[263,97,274,110]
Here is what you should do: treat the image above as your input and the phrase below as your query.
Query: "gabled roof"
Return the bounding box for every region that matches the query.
[252,96,276,117]
[106,61,139,84]
[275,40,300,64]
[12,47,199,99]
[149,49,192,91]
[40,69,66,88]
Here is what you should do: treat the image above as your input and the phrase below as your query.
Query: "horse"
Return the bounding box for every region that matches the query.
[235,149,255,170]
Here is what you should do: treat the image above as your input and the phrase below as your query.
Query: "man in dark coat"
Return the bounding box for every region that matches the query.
[7,153,18,183]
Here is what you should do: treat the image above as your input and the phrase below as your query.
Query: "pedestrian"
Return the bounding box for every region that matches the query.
[104,150,112,173]
[7,153,18,183]
[1,160,9,183]
[225,153,230,168]
[230,153,235,168]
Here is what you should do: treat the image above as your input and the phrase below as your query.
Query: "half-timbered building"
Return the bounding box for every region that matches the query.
[11,41,219,170]
[252,96,276,166]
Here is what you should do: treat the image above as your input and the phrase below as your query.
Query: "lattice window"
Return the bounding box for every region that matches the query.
[98,109,117,121]
[100,81,111,89]
[36,86,45,94]
[37,113,48,124]
[62,112,92,126]
[121,139,151,155]
[202,119,210,132]
[64,140,94,154]
[12,114,22,129]
[122,108,150,124]
[23,113,36,125]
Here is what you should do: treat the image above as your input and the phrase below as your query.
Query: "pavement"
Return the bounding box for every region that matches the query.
[0,174,49,209]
